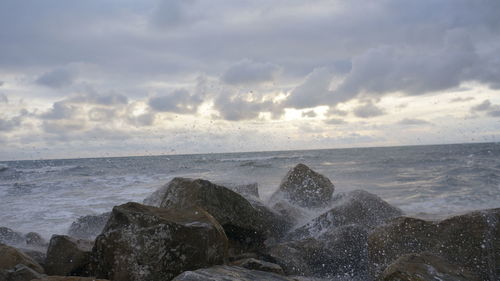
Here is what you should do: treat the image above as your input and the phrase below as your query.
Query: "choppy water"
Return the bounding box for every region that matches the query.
[1,142,500,238]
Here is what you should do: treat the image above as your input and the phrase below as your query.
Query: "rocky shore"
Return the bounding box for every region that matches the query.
[1,163,498,281]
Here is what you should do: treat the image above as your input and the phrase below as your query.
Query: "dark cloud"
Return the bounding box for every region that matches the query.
[0,93,8,103]
[150,0,197,28]
[450,96,474,103]
[40,101,78,120]
[327,107,348,116]
[148,89,203,114]
[36,68,76,88]
[471,100,492,112]
[222,59,280,85]
[285,68,335,109]
[353,101,385,118]
[470,99,500,117]
[397,118,431,125]
[324,118,347,125]
[0,115,23,132]
[213,93,280,121]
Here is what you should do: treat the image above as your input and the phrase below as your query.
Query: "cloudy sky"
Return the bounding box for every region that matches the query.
[1,0,500,160]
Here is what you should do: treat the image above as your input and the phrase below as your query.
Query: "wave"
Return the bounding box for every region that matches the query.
[219,154,305,163]
[0,163,8,172]
[18,165,87,174]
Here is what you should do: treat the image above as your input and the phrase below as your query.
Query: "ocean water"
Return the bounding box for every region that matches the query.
[1,142,499,239]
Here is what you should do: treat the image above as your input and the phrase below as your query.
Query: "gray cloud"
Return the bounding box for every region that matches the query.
[353,101,385,118]
[151,0,197,29]
[450,96,474,103]
[470,99,500,117]
[327,107,348,116]
[0,115,24,132]
[36,68,76,88]
[285,67,334,109]
[148,89,203,114]
[222,59,280,85]
[41,101,78,120]
[471,100,491,112]
[0,93,8,103]
[213,94,280,121]
[397,118,431,125]
[325,118,347,125]
[301,110,317,118]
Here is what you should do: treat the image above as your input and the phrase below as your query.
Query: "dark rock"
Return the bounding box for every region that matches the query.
[143,183,170,207]
[172,265,295,281]
[32,277,109,281]
[287,190,402,240]
[221,182,260,199]
[0,243,44,273]
[68,212,111,240]
[19,249,46,268]
[0,264,46,281]
[269,164,334,208]
[44,235,93,276]
[93,202,227,281]
[0,227,24,245]
[270,200,311,226]
[266,225,369,278]
[232,258,284,275]
[159,178,291,250]
[368,208,500,281]
[24,232,46,247]
[379,252,481,281]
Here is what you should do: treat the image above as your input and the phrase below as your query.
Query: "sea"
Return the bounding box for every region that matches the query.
[1,142,499,239]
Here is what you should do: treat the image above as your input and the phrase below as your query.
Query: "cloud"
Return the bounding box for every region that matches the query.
[40,101,78,120]
[222,59,281,85]
[148,89,203,114]
[150,0,197,29]
[470,99,491,112]
[325,118,347,125]
[353,101,385,118]
[213,93,280,121]
[0,93,8,103]
[470,99,500,117]
[0,115,24,132]
[397,118,431,125]
[36,68,76,88]
[301,110,316,118]
[327,106,348,116]
[450,96,474,103]
[285,67,335,109]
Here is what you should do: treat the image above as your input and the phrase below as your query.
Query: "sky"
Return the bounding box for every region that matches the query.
[1,0,500,160]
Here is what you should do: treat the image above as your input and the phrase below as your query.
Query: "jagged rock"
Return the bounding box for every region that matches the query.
[24,232,46,247]
[221,182,260,199]
[0,227,24,245]
[0,264,45,281]
[159,178,291,250]
[270,200,311,226]
[68,212,111,240]
[19,249,46,268]
[232,258,284,275]
[172,265,295,281]
[269,164,334,208]
[0,243,44,273]
[379,252,480,281]
[44,235,93,276]
[287,190,402,240]
[93,202,227,281]
[32,277,109,281]
[368,208,500,281]
[266,225,369,278]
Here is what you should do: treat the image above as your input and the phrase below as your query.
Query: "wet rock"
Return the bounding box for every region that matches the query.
[0,243,44,273]
[368,208,500,281]
[266,225,369,278]
[379,252,480,281]
[93,202,227,281]
[45,235,93,276]
[68,212,111,240]
[160,178,291,250]
[270,200,311,226]
[287,190,402,240]
[143,183,170,207]
[0,227,24,245]
[24,232,46,247]
[269,164,334,208]
[19,249,46,268]
[0,264,45,281]
[232,258,284,275]
[32,277,109,281]
[172,265,295,281]
[220,182,260,199]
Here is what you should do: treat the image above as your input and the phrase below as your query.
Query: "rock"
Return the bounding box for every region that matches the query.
[93,202,227,281]
[270,200,311,226]
[287,190,402,240]
[379,252,481,281]
[44,235,94,276]
[24,232,46,247]
[0,264,45,281]
[232,258,284,275]
[266,225,369,278]
[143,183,170,207]
[172,265,295,281]
[0,227,24,245]
[0,243,44,273]
[159,178,291,250]
[32,277,109,281]
[68,212,111,240]
[219,182,260,199]
[368,208,500,281]
[19,249,46,268]
[269,164,334,208]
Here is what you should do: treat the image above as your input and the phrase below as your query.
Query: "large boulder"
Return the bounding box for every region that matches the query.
[24,232,47,248]
[32,277,109,281]
[269,164,334,208]
[0,243,44,274]
[287,190,402,240]
[44,235,94,276]
[379,252,480,281]
[172,265,295,281]
[231,258,284,275]
[0,227,24,245]
[19,249,46,268]
[368,208,500,281]
[0,264,45,281]
[159,178,291,250]
[265,225,369,279]
[93,202,228,281]
[68,212,111,240]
